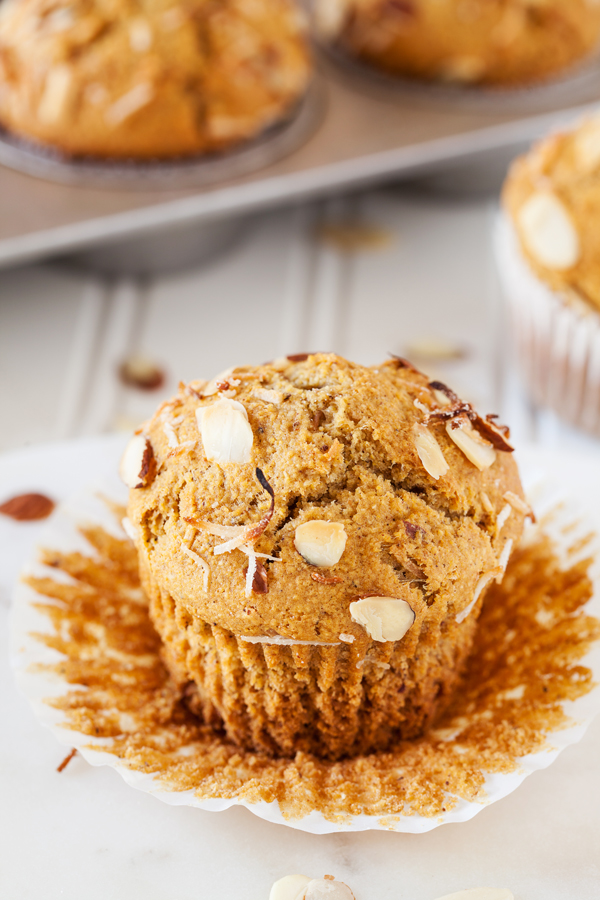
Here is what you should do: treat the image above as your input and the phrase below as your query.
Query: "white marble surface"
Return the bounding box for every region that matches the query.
[1,436,600,900]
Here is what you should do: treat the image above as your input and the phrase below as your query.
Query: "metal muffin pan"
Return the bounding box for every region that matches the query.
[1,52,600,272]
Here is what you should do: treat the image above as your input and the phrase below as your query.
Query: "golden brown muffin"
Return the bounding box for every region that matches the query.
[123,353,526,760]
[315,0,600,87]
[0,0,310,159]
[503,115,600,312]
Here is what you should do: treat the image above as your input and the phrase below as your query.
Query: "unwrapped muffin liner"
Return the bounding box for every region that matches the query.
[10,454,600,833]
[495,213,600,436]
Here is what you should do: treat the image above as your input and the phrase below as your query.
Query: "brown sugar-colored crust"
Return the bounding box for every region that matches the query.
[0,0,310,160]
[315,0,600,87]
[503,116,600,313]
[28,522,600,822]
[126,353,525,759]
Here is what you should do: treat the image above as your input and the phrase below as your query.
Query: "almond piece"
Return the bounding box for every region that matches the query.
[105,82,154,127]
[119,435,155,489]
[446,417,496,470]
[269,875,311,900]
[294,521,347,567]
[517,191,580,270]
[413,424,449,479]
[456,567,502,624]
[303,880,356,900]
[349,597,415,643]
[38,64,73,124]
[196,398,253,464]
[0,492,55,521]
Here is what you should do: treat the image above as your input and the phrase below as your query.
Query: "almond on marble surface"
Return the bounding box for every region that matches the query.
[0,492,55,521]
[295,521,347,567]
[269,874,311,900]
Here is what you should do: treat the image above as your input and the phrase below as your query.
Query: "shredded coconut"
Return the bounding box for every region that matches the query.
[181,545,209,592]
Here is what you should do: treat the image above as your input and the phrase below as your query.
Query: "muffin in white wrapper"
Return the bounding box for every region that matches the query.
[495,212,600,436]
[9,448,600,834]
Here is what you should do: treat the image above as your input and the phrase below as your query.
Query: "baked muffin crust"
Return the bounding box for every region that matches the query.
[315,0,600,87]
[0,0,310,158]
[125,354,526,757]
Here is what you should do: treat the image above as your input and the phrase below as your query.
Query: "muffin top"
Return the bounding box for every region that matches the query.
[124,354,526,645]
[0,0,310,159]
[315,0,600,87]
[503,115,600,313]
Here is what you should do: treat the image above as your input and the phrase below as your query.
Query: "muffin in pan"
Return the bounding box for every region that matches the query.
[499,115,600,434]
[314,0,600,87]
[123,353,526,760]
[0,0,310,159]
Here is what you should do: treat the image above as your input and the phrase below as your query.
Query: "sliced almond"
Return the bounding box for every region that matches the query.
[121,516,138,542]
[503,490,534,520]
[349,597,415,643]
[517,191,580,270]
[269,874,311,900]
[119,435,155,489]
[413,424,449,480]
[574,116,600,172]
[303,880,356,900]
[38,64,73,124]
[251,387,283,404]
[446,417,496,470]
[196,398,253,464]
[339,633,355,643]
[434,890,513,900]
[129,17,152,52]
[294,521,347,567]
[456,567,502,624]
[105,82,153,127]
[496,503,512,533]
[496,537,513,582]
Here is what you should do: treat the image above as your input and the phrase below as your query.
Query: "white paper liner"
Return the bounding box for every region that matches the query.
[495,213,600,436]
[9,458,600,834]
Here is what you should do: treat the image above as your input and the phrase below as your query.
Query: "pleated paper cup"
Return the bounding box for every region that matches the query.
[495,212,600,436]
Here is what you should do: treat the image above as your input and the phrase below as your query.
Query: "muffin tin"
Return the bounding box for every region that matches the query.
[2,52,600,270]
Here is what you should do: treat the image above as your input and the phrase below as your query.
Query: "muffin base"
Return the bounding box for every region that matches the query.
[149,580,480,760]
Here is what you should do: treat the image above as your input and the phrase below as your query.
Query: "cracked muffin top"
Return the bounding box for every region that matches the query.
[124,353,526,645]
[0,0,310,159]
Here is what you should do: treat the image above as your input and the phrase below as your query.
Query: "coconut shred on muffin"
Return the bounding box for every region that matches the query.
[121,354,527,760]
[314,0,600,87]
[0,0,310,159]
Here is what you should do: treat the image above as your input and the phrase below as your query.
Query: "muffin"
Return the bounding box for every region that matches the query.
[122,353,526,760]
[0,0,310,159]
[314,0,600,87]
[499,115,600,435]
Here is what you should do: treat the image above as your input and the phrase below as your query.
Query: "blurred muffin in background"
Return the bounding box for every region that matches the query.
[0,0,310,159]
[497,114,600,435]
[314,0,600,87]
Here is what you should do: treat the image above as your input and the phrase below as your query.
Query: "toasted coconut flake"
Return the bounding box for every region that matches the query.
[349,597,415,643]
[413,423,449,480]
[196,398,253,464]
[295,521,347,567]
[481,491,494,514]
[184,469,274,556]
[181,544,209,592]
[163,421,178,449]
[446,417,496,470]
[429,380,459,407]
[339,633,355,643]
[244,546,257,597]
[496,504,512,533]
[121,517,138,542]
[504,490,535,521]
[496,538,514,582]
[310,571,343,585]
[456,567,503,624]
[119,435,156,489]
[239,635,340,646]
[252,388,283,404]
